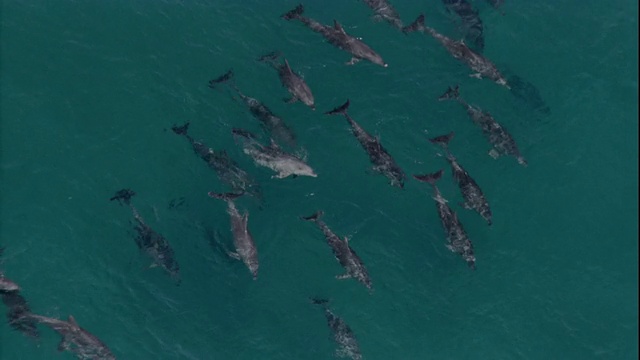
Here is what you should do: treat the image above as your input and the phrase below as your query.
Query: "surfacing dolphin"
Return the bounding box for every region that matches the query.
[413,170,476,269]
[403,14,508,88]
[209,70,298,149]
[302,211,372,291]
[439,85,527,166]
[281,4,388,67]
[171,122,263,204]
[311,298,362,360]
[110,189,181,285]
[442,0,485,53]
[429,132,492,225]
[325,99,405,188]
[29,314,116,360]
[258,51,316,110]
[208,192,259,279]
[232,128,317,179]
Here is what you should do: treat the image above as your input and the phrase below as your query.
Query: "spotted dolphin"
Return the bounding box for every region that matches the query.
[232,128,317,179]
[439,85,527,166]
[29,314,116,360]
[302,211,372,291]
[110,189,181,285]
[171,122,263,203]
[258,52,315,110]
[311,298,362,360]
[403,14,508,88]
[413,169,476,269]
[282,4,388,67]
[208,192,259,280]
[429,132,493,225]
[325,99,405,188]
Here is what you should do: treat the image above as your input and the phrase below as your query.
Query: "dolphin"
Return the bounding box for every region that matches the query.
[29,314,116,360]
[281,4,388,67]
[403,14,508,88]
[209,70,298,149]
[413,170,476,269]
[429,132,493,225]
[258,52,316,110]
[1,291,40,339]
[439,85,527,166]
[310,298,362,360]
[232,128,317,179]
[110,189,181,285]
[442,0,484,53]
[324,100,405,188]
[208,192,259,279]
[302,211,372,291]
[486,0,504,9]
[360,0,404,30]
[171,122,263,203]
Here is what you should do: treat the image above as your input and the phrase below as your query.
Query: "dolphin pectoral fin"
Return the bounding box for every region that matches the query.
[284,96,298,104]
[371,14,383,23]
[272,172,289,179]
[470,73,482,79]
[336,274,352,280]
[346,57,361,66]
[227,251,241,260]
[445,244,455,252]
[488,149,500,159]
[149,263,159,269]
[58,339,71,352]
[459,201,472,210]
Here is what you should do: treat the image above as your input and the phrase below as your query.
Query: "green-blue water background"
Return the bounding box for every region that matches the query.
[1,0,637,359]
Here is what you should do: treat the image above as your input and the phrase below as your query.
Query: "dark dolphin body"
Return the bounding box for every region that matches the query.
[506,73,551,116]
[311,298,362,360]
[413,170,476,269]
[361,0,404,30]
[281,4,388,67]
[302,211,372,291]
[29,314,116,360]
[110,189,181,285]
[209,70,298,149]
[208,192,259,279]
[429,132,493,225]
[232,128,317,179]
[442,0,485,53]
[171,122,263,203]
[325,100,405,188]
[439,86,526,166]
[258,52,315,110]
[403,14,508,88]
[486,0,504,9]
[1,291,40,339]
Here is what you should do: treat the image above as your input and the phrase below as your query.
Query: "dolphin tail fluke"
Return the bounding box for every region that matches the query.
[208,191,244,202]
[429,132,454,148]
[171,122,190,136]
[310,297,329,306]
[301,210,324,222]
[208,69,234,88]
[402,14,425,34]
[324,99,350,116]
[438,85,460,101]
[282,4,304,20]
[413,169,444,185]
[110,189,136,205]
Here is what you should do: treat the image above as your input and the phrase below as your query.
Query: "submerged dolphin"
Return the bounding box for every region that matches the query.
[208,192,259,279]
[413,170,476,269]
[29,314,116,360]
[209,70,298,149]
[360,0,404,30]
[429,132,493,225]
[1,291,40,339]
[110,189,181,284]
[258,52,316,110]
[325,100,405,188]
[232,128,317,179]
[302,211,372,291]
[311,298,362,360]
[439,85,527,166]
[282,4,388,67]
[403,14,508,88]
[171,122,263,203]
[442,0,485,53]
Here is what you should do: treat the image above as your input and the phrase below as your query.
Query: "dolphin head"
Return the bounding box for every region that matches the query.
[248,260,259,280]
[496,77,510,89]
[293,163,317,177]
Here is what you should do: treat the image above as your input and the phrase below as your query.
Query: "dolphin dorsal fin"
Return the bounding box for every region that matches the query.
[284,59,293,74]
[333,20,345,33]
[68,315,79,327]
[242,212,249,226]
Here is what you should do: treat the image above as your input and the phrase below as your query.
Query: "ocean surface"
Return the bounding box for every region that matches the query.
[1,0,637,359]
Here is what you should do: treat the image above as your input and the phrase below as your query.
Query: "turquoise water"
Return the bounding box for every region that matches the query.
[1,0,637,359]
